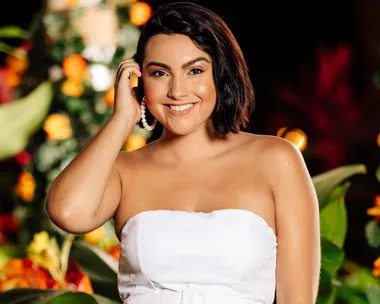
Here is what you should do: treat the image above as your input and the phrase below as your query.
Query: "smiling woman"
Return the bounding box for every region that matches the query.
[45,2,321,304]
[140,34,217,136]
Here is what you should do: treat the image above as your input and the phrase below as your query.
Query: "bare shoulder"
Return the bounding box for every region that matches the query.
[238,132,303,160]
[114,140,157,169]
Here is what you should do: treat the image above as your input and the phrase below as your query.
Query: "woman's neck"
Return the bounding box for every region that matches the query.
[154,123,227,164]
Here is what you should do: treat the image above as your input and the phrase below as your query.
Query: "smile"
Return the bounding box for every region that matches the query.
[169,104,194,111]
[164,103,198,116]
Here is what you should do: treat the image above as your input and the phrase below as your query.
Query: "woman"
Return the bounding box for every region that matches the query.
[46,1,321,303]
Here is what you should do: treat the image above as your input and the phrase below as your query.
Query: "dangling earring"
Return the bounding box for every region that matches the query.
[140,97,157,131]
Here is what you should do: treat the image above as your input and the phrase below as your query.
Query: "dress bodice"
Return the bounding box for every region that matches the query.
[118,209,277,304]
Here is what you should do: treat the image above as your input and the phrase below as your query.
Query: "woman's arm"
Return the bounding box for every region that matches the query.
[46,114,134,234]
[267,137,321,304]
[45,58,142,234]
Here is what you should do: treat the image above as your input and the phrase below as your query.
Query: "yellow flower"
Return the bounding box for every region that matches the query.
[61,79,84,97]
[366,195,380,221]
[373,257,380,277]
[15,172,36,202]
[27,231,63,284]
[28,231,50,255]
[65,0,80,7]
[125,133,146,151]
[43,113,73,140]
[84,226,104,244]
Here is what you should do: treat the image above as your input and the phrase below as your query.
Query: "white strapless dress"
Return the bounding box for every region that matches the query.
[118,209,277,304]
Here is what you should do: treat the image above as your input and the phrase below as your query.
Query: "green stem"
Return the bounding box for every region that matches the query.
[60,233,76,278]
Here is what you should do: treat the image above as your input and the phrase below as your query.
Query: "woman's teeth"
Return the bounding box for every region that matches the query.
[169,104,194,111]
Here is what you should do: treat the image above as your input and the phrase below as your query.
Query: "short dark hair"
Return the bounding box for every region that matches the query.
[135,1,255,137]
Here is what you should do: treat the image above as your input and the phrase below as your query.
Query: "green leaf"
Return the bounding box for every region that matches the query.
[47,292,97,304]
[72,241,118,283]
[0,288,119,304]
[0,41,14,54]
[0,81,53,160]
[0,289,64,304]
[316,269,338,304]
[321,237,345,277]
[0,243,24,265]
[341,260,380,292]
[312,164,366,209]
[367,285,380,304]
[0,26,27,39]
[376,165,380,183]
[72,241,120,301]
[365,220,380,248]
[336,285,370,304]
[320,183,349,248]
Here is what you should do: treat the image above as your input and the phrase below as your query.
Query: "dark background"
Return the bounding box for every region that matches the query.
[1,0,379,269]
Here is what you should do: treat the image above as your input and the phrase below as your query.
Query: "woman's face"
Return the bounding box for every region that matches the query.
[141,34,217,135]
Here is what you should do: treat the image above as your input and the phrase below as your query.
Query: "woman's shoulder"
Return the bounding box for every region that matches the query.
[237,132,303,162]
[115,140,157,166]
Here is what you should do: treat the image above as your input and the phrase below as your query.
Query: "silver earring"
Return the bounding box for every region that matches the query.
[140,97,157,131]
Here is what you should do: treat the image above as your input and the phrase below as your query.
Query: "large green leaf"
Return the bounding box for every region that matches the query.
[365,220,380,249]
[71,241,119,300]
[321,237,345,277]
[0,288,119,304]
[336,285,370,304]
[0,26,27,39]
[341,260,380,293]
[72,241,118,283]
[366,286,380,304]
[320,183,349,248]
[312,164,366,209]
[316,269,338,304]
[0,81,53,160]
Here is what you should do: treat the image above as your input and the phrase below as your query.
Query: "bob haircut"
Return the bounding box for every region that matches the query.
[134,1,255,137]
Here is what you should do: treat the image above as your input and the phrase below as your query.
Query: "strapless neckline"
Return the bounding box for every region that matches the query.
[120,208,277,240]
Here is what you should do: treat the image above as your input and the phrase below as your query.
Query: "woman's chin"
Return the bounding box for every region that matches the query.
[163,122,201,137]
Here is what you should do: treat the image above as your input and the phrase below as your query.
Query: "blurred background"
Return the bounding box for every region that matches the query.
[0,0,379,303]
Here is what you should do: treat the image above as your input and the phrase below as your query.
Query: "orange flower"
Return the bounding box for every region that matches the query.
[15,172,36,202]
[61,79,84,97]
[0,259,53,292]
[4,69,21,88]
[367,195,380,222]
[105,86,115,107]
[372,257,380,277]
[106,244,120,260]
[5,51,29,75]
[84,226,104,244]
[125,133,146,151]
[65,0,80,7]
[43,113,73,140]
[0,258,93,293]
[62,54,87,82]
[130,2,152,26]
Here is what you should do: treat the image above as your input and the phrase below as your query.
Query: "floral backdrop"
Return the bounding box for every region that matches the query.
[0,0,379,303]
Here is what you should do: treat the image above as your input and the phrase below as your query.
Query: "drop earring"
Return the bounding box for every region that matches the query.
[140,97,157,131]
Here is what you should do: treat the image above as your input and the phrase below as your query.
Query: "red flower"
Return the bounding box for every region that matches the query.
[14,151,33,166]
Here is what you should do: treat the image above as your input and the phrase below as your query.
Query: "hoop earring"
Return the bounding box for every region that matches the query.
[140,97,157,131]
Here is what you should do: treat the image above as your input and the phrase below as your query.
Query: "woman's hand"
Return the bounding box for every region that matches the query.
[113,58,142,128]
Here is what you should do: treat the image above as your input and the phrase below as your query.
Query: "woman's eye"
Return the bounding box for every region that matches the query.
[189,68,204,75]
[151,70,166,77]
